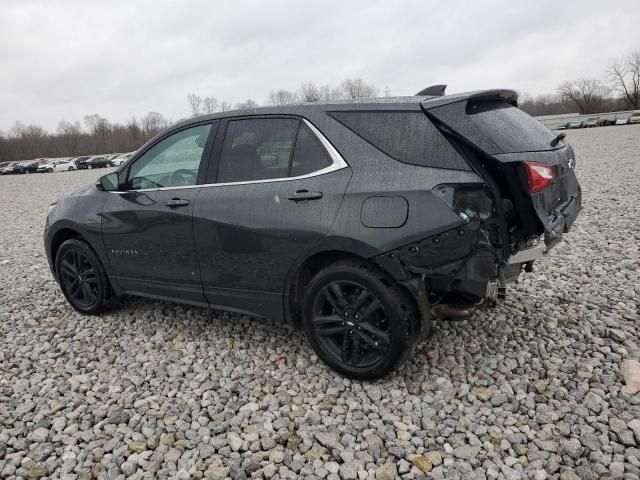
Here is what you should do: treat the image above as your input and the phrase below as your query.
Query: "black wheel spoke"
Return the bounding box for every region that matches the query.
[60,259,77,277]
[83,268,98,283]
[361,298,381,321]
[313,315,346,336]
[72,251,80,272]
[352,290,370,313]
[355,328,389,351]
[351,333,361,364]
[329,283,347,309]
[81,282,95,302]
[68,279,81,297]
[341,332,351,363]
[359,322,390,344]
[322,287,340,313]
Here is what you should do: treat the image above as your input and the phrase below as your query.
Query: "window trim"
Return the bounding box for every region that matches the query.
[113,118,348,193]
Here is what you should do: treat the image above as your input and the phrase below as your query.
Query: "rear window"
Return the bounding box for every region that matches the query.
[330,111,470,171]
[465,101,559,153]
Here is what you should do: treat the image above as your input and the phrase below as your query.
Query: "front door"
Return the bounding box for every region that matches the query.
[193,116,351,318]
[101,122,216,305]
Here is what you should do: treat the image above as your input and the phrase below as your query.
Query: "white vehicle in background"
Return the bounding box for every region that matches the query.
[111,152,134,166]
[615,117,629,125]
[37,158,73,173]
[629,111,640,124]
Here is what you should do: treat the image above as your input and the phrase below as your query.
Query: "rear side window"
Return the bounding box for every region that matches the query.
[465,101,559,153]
[330,111,470,171]
[216,118,299,183]
[291,123,332,176]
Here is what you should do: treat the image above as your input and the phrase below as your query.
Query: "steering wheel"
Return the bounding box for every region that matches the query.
[168,169,196,187]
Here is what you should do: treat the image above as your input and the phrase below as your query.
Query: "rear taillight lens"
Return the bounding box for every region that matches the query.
[523,161,555,193]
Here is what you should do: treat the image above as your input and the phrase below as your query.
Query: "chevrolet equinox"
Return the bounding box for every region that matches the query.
[44,87,581,379]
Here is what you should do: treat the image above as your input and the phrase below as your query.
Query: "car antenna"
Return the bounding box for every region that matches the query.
[415,84,447,96]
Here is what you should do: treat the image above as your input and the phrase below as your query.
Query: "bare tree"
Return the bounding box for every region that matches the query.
[141,112,168,140]
[126,117,142,148]
[202,97,219,114]
[220,101,232,112]
[299,82,322,103]
[268,89,298,105]
[83,114,111,152]
[187,93,203,117]
[318,84,342,102]
[382,85,392,97]
[56,120,81,155]
[557,78,609,114]
[235,99,259,110]
[608,51,640,110]
[340,78,379,100]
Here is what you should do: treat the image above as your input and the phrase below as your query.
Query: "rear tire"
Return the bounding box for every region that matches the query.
[55,239,117,315]
[302,259,415,380]
[47,168,53,173]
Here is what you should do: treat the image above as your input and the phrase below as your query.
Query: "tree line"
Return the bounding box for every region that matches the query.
[1,51,638,162]
[521,50,640,116]
[0,112,169,163]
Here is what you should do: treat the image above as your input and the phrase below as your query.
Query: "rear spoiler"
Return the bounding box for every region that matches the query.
[421,89,518,110]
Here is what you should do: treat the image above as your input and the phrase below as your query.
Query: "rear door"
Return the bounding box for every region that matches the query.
[101,122,217,305]
[424,93,581,246]
[193,116,351,318]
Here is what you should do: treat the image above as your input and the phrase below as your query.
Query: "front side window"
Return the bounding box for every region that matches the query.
[127,123,213,190]
[216,118,299,183]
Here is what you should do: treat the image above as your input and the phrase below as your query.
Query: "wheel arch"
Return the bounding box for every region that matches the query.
[283,237,424,333]
[49,227,83,274]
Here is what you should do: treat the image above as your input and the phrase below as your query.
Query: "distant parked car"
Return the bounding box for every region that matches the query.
[596,118,615,127]
[76,156,106,169]
[17,160,43,173]
[0,162,22,174]
[71,156,91,169]
[84,156,112,169]
[556,122,570,130]
[38,159,74,173]
[569,121,584,129]
[615,117,629,126]
[629,111,640,124]
[111,152,134,166]
[584,117,599,128]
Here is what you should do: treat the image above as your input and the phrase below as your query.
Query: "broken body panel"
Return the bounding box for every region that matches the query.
[373,90,581,306]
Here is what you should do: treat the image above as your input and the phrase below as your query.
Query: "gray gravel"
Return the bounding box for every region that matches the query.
[1,125,639,479]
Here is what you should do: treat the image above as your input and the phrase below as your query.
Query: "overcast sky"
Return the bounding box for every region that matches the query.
[1,0,639,131]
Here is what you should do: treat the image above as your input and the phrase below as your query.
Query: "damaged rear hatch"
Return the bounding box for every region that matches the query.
[422,90,581,250]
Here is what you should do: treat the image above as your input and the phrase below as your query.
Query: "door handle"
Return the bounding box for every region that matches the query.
[165,198,190,208]
[287,190,323,203]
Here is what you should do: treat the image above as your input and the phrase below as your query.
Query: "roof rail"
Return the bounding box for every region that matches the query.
[415,84,447,96]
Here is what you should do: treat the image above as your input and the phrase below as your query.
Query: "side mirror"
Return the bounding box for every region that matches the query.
[97,172,119,192]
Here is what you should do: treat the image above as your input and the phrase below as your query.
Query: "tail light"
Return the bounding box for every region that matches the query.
[523,161,555,193]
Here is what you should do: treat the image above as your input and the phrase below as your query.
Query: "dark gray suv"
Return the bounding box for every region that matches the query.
[44,88,581,379]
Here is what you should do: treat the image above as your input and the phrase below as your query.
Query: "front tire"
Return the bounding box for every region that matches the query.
[302,259,415,380]
[55,239,116,315]
[47,168,53,173]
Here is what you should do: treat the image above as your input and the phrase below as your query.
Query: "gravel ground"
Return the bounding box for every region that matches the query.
[1,125,639,480]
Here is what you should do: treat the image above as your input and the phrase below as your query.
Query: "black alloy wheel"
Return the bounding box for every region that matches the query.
[303,260,416,380]
[55,239,115,314]
[312,280,390,368]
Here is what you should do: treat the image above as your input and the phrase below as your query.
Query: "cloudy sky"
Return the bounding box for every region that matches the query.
[1,0,639,131]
